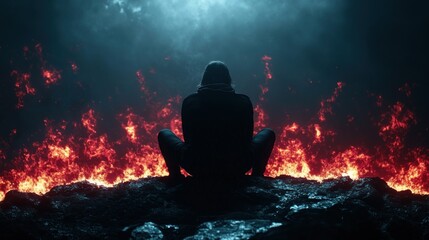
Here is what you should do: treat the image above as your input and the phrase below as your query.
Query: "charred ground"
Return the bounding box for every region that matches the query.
[0,176,428,239]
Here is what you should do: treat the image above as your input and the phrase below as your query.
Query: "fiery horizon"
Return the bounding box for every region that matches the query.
[0,47,428,201]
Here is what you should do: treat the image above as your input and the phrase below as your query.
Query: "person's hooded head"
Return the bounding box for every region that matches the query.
[200,61,232,87]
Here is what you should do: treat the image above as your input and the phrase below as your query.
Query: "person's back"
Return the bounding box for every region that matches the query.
[181,86,253,177]
[158,61,275,181]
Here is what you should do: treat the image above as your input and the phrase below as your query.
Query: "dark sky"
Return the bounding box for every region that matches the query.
[1,0,428,153]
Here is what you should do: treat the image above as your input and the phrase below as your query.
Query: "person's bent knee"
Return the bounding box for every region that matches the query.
[262,128,276,141]
[158,129,173,141]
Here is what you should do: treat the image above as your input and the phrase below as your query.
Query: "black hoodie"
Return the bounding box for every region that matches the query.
[181,84,253,177]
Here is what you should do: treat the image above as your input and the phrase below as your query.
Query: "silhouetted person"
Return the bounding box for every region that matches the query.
[158,61,275,181]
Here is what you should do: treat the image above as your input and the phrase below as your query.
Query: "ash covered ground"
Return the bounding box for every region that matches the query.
[1,176,428,239]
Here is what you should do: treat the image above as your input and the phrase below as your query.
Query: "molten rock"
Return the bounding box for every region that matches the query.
[0,176,428,239]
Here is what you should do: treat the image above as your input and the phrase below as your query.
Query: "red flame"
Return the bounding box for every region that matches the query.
[0,67,182,200]
[313,124,322,143]
[11,70,36,109]
[9,43,65,109]
[253,55,273,131]
[264,81,427,195]
[0,52,428,201]
[82,109,97,134]
[318,81,344,122]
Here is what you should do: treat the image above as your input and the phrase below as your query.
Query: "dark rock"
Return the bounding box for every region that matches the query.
[186,219,281,240]
[254,206,382,240]
[129,222,164,240]
[0,190,41,209]
[0,176,427,239]
[46,181,104,198]
[325,176,354,192]
[382,217,423,240]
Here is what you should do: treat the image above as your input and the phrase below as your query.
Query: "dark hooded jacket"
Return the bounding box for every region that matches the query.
[181,84,253,177]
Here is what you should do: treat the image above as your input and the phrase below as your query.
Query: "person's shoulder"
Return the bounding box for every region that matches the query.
[233,93,252,109]
[183,93,199,104]
[235,93,250,98]
[234,93,251,102]
[184,93,198,100]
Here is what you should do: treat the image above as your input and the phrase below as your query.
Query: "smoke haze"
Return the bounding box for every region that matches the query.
[1,0,428,156]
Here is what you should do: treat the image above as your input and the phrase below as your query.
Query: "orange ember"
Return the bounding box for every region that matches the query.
[42,69,61,85]
[0,53,428,201]
[11,70,36,109]
[36,44,62,85]
[71,62,79,73]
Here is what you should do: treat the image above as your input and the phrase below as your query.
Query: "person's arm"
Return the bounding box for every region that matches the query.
[181,98,189,143]
[245,96,254,142]
[181,96,193,144]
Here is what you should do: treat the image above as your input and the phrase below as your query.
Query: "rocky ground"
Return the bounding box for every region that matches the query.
[0,176,428,239]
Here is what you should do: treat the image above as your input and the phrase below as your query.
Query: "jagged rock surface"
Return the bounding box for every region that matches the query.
[0,176,428,239]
